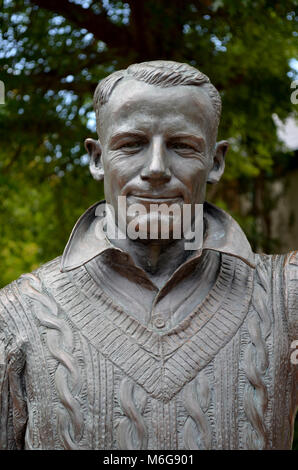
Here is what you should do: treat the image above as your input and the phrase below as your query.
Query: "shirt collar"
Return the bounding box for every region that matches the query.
[61,200,256,272]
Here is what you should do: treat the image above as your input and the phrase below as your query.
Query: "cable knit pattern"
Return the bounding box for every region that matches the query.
[117,377,148,450]
[243,257,271,449]
[0,252,296,449]
[183,372,212,449]
[52,253,253,402]
[19,273,84,449]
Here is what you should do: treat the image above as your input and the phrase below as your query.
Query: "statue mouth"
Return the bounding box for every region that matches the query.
[129,195,183,203]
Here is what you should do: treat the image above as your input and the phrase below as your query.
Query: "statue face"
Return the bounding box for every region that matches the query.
[86,79,227,238]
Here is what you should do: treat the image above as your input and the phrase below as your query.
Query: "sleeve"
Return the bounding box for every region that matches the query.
[0,286,27,450]
[284,251,298,412]
[285,251,298,343]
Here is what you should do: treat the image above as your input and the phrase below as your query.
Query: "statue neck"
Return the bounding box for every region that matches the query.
[110,236,202,289]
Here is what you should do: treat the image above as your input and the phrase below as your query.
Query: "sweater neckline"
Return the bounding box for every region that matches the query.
[44,253,253,401]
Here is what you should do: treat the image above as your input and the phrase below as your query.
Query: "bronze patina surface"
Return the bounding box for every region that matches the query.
[0,61,297,449]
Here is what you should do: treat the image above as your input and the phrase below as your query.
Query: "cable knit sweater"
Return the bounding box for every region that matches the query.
[1,202,297,449]
[0,250,297,450]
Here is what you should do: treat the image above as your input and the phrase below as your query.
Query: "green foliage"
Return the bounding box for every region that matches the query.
[0,164,104,285]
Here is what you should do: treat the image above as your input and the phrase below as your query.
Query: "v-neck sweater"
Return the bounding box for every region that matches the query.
[0,251,297,449]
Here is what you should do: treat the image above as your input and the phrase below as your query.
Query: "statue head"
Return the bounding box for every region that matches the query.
[85,60,228,239]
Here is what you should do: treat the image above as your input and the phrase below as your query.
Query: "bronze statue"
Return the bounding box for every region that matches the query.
[0,61,297,450]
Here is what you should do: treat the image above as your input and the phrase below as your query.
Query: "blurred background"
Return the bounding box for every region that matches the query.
[0,0,297,448]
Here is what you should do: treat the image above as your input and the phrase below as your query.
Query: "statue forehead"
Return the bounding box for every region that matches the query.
[99,78,216,136]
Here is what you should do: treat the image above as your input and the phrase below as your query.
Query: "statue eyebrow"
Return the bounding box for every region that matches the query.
[166,133,206,146]
[109,130,147,145]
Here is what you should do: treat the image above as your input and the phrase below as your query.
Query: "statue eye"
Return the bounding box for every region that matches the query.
[120,140,144,149]
[169,142,195,151]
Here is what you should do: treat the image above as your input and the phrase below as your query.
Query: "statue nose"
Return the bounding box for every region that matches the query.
[140,139,171,182]
[141,165,171,182]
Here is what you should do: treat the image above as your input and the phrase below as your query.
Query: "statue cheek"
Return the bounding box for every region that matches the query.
[185,166,209,188]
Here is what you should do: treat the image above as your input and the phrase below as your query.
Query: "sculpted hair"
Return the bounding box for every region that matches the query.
[93,60,222,131]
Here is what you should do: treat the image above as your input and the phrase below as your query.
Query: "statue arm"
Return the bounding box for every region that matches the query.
[284,251,298,410]
[0,286,27,450]
[285,251,298,343]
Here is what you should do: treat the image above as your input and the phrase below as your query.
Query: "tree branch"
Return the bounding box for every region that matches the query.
[30,0,133,50]
[189,0,229,18]
[2,144,23,173]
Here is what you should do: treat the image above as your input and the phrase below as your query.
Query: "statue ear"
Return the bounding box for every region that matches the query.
[84,138,104,181]
[207,140,228,184]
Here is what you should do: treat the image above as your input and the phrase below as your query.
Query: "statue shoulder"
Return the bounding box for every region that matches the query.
[0,256,62,341]
[285,250,298,268]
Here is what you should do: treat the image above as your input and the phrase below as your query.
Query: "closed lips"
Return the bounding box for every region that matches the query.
[129,195,182,201]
